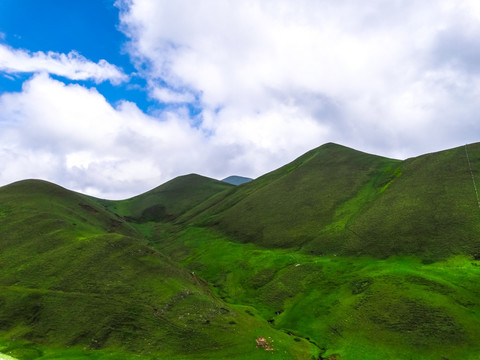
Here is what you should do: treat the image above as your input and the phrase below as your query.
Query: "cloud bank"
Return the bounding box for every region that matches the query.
[0,74,206,198]
[118,0,480,158]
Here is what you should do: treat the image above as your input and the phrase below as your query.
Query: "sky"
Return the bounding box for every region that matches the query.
[1,0,480,199]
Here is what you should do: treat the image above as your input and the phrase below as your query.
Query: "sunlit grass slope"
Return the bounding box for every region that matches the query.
[159,226,480,360]
[337,142,480,261]
[184,142,480,261]
[0,179,317,359]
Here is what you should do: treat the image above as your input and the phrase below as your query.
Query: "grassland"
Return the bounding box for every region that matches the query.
[1,142,480,359]
[153,226,480,359]
[0,179,316,359]
[182,143,480,261]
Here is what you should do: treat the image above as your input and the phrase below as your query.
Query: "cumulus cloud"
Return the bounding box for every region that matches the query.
[151,86,195,103]
[0,74,209,198]
[117,0,480,159]
[0,44,128,84]
[0,73,331,198]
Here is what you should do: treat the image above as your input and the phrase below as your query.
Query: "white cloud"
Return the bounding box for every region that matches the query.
[207,105,330,176]
[151,86,195,103]
[0,44,128,84]
[118,0,480,159]
[3,1,480,199]
[0,74,331,198]
[0,74,209,198]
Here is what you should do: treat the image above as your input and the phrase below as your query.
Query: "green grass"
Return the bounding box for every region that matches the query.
[180,143,403,250]
[178,142,480,261]
[0,179,317,359]
[0,337,154,359]
[2,142,480,359]
[101,174,233,223]
[158,226,480,359]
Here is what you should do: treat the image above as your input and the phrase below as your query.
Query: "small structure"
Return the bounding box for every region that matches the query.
[256,337,274,351]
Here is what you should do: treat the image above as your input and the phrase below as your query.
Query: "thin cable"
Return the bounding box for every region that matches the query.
[465,144,480,209]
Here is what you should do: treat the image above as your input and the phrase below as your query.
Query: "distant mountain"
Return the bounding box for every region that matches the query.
[2,142,480,359]
[221,175,253,185]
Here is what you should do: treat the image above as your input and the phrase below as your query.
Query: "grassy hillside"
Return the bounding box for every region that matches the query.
[181,143,399,248]
[148,142,480,359]
[183,142,480,261]
[2,142,480,359]
[333,142,480,261]
[103,174,233,224]
[158,227,480,360]
[0,179,317,359]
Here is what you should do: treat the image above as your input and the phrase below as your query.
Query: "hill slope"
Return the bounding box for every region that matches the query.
[104,173,233,224]
[146,143,480,360]
[182,142,480,260]
[3,142,480,359]
[333,142,480,261]
[0,179,317,359]
[183,143,399,248]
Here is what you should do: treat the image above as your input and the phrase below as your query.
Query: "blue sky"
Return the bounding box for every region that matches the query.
[1,1,480,198]
[0,0,149,110]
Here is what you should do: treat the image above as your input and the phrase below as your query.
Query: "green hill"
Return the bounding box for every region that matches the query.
[104,173,233,223]
[333,142,480,261]
[2,142,480,359]
[181,143,399,247]
[184,142,480,261]
[0,179,317,359]
[155,142,480,359]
